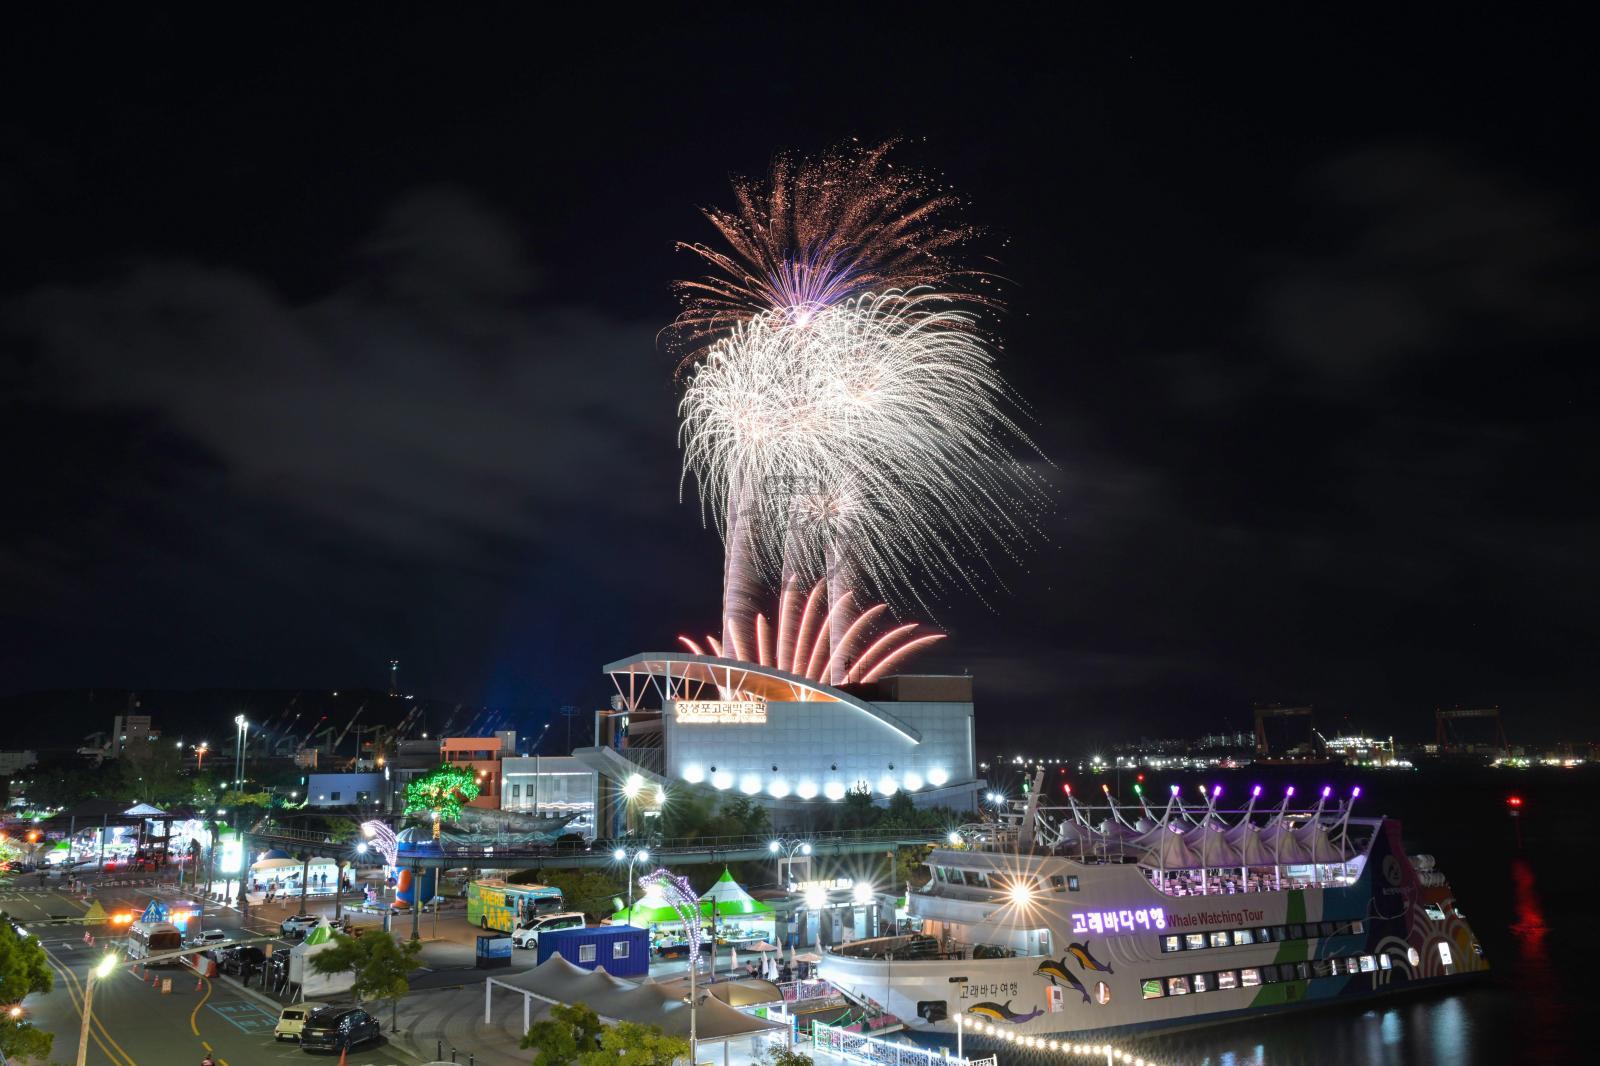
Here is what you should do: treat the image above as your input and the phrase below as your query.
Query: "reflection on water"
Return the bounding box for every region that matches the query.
[990,769,1583,1064]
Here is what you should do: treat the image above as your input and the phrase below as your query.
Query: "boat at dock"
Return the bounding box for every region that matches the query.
[819,774,1487,1051]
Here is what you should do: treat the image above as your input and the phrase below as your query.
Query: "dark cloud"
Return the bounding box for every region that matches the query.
[1260,147,1595,381]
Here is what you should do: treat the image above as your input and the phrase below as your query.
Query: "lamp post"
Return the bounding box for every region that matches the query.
[614,847,649,912]
[233,715,248,792]
[640,869,701,1066]
[767,839,812,888]
[76,955,117,1066]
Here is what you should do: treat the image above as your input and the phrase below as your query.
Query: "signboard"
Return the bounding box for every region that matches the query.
[672,699,767,725]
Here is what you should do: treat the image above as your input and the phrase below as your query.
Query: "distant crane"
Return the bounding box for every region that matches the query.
[1435,707,1509,755]
[330,703,367,753]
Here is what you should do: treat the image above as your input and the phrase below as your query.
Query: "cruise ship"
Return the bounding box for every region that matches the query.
[820,775,1487,1050]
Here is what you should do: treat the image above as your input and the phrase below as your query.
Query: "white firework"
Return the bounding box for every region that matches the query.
[680,289,1046,649]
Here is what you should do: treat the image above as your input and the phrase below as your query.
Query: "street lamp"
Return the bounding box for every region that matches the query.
[617,847,650,911]
[233,715,248,792]
[767,839,812,887]
[76,955,117,1066]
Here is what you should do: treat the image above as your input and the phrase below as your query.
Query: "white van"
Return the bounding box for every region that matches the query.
[511,911,585,949]
[273,1002,327,1042]
[126,921,184,963]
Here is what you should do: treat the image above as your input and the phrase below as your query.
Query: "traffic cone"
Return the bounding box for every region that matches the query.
[337,1046,347,1066]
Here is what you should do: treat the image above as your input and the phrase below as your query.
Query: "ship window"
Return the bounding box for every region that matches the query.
[1423,903,1447,921]
[1166,976,1190,996]
[1407,946,1420,967]
[1050,875,1066,892]
[1232,929,1254,946]
[1379,953,1393,971]
[1240,967,1261,987]
[1287,924,1304,940]
[1256,927,1273,943]
[1318,921,1338,937]
[1162,935,1182,953]
[1260,964,1280,984]
[1191,973,1209,993]
[1351,920,1365,934]
[1094,981,1112,1005]
[1216,970,1238,989]
[1359,955,1376,972]
[1310,959,1333,978]
[1295,962,1310,980]
[1142,979,1164,1000]
[1345,956,1360,975]
[1185,933,1206,951]
[1209,931,1230,948]
[1437,942,1453,967]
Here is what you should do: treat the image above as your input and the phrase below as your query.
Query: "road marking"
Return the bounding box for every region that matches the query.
[206,1001,280,1034]
[43,951,138,1066]
[191,975,214,1035]
[202,1041,212,1052]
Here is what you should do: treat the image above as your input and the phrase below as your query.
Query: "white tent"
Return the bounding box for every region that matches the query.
[1259,822,1313,864]
[1141,828,1200,870]
[1188,825,1241,867]
[1236,826,1275,867]
[1295,822,1349,865]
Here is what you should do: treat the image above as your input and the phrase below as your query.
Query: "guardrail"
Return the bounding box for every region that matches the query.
[810,1020,996,1066]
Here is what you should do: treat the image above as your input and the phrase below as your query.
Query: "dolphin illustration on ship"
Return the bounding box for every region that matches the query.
[965,999,1044,1024]
[1068,939,1114,974]
[1033,957,1092,1003]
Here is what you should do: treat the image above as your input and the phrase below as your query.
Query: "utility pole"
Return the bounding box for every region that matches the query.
[389,660,400,696]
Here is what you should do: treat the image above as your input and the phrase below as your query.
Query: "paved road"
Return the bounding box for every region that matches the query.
[6,875,416,1066]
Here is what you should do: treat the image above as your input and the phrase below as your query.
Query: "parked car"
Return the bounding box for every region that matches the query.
[273,1002,327,1042]
[298,1006,381,1053]
[280,913,319,937]
[189,929,229,947]
[511,911,586,949]
[217,945,267,976]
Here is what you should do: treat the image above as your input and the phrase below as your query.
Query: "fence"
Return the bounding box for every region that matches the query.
[810,1021,997,1066]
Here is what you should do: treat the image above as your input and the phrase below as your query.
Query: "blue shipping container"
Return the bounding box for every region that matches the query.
[537,924,649,978]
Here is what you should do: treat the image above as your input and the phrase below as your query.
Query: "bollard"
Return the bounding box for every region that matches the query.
[437,1042,443,1061]
[450,1048,458,1063]
[195,976,204,992]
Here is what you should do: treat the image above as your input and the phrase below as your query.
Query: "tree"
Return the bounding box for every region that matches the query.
[762,1047,814,1066]
[580,1020,688,1066]
[0,917,54,1062]
[307,931,422,1032]
[404,764,481,823]
[513,869,624,921]
[520,1002,602,1066]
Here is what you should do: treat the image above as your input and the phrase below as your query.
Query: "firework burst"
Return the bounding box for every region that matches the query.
[680,289,1046,663]
[669,140,995,364]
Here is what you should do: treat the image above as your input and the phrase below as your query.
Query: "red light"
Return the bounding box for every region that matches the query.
[1507,796,1524,807]
[1063,783,1072,795]
[1136,773,1145,782]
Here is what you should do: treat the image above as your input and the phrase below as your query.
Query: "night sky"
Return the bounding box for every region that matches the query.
[2,10,1594,749]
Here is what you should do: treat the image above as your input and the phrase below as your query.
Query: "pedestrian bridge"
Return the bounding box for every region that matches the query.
[242,822,948,871]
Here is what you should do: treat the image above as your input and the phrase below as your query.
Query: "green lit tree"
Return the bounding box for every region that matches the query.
[520,1001,602,1066]
[0,917,54,1062]
[404,764,481,823]
[581,1020,689,1065]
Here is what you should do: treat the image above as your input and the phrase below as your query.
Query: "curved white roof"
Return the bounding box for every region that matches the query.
[603,652,922,743]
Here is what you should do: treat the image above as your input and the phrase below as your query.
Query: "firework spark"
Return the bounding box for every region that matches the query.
[669,140,994,364]
[679,289,1046,664]
[678,579,946,685]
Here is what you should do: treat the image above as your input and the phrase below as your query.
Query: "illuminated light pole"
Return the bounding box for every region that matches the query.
[767,839,812,888]
[615,847,650,912]
[639,869,702,1065]
[233,715,248,792]
[76,955,117,1066]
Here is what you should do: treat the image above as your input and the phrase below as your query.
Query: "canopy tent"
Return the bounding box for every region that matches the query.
[699,868,776,917]
[486,953,789,1064]
[1258,822,1313,864]
[250,856,336,871]
[1235,826,1276,867]
[1187,825,1242,867]
[1140,828,1200,870]
[1295,821,1350,864]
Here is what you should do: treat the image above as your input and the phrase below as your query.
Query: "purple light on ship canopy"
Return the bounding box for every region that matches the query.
[1286,786,1296,797]
[1212,785,1222,798]
[1170,784,1180,795]
[1352,786,1362,798]
[1252,784,1262,797]
[1321,785,1332,799]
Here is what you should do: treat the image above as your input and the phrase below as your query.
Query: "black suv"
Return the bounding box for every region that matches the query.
[298,1006,380,1053]
[217,945,267,976]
